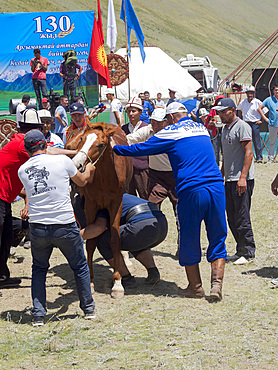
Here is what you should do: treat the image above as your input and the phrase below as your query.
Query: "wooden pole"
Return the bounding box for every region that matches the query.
[123,0,131,100]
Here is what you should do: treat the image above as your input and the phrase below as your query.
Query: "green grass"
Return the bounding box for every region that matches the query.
[1,161,277,368]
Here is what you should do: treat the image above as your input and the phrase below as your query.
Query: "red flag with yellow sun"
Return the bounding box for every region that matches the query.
[88,0,111,87]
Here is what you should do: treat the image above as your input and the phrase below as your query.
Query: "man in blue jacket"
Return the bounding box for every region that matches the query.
[113,102,227,302]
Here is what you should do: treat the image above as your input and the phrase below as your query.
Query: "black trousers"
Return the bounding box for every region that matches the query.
[0,199,13,279]
[225,180,256,258]
[97,216,168,261]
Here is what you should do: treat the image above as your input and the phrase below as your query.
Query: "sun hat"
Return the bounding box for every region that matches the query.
[214,98,236,111]
[125,97,143,111]
[24,129,46,151]
[38,109,53,121]
[166,102,188,115]
[69,102,85,115]
[150,109,166,122]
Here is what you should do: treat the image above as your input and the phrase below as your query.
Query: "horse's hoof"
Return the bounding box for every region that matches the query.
[90,282,95,294]
[111,290,124,299]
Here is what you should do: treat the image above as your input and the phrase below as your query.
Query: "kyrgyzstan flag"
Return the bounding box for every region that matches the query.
[88,0,111,87]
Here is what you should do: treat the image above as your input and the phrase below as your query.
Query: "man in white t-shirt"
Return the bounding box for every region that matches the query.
[237,86,264,163]
[106,88,123,125]
[16,94,30,129]
[18,130,96,326]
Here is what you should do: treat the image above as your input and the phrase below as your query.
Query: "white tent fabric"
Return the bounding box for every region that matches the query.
[101,46,201,101]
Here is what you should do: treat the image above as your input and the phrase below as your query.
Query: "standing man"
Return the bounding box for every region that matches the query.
[18,130,96,326]
[16,94,30,129]
[54,95,69,142]
[106,88,123,126]
[0,109,43,292]
[60,57,82,103]
[258,84,278,163]
[41,98,50,111]
[30,49,49,109]
[113,102,228,302]
[154,93,165,109]
[166,88,180,106]
[144,91,155,111]
[237,86,264,163]
[138,92,153,124]
[122,97,149,200]
[215,98,256,265]
[65,102,87,141]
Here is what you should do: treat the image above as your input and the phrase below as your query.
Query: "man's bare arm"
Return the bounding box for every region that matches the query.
[237,140,253,194]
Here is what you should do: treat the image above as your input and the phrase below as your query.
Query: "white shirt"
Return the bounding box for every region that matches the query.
[18,154,77,224]
[154,99,165,109]
[237,97,265,122]
[127,126,173,171]
[45,132,64,148]
[109,98,123,125]
[16,103,27,128]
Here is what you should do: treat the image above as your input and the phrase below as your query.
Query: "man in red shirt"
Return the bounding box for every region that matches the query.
[30,49,49,109]
[0,109,43,291]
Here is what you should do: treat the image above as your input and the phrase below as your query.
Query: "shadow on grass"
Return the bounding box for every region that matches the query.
[242,266,278,279]
[152,249,179,261]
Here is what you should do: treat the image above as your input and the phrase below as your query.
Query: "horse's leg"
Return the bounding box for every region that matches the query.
[86,238,97,293]
[109,200,125,299]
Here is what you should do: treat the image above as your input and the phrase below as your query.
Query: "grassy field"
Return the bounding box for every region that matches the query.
[0,161,277,369]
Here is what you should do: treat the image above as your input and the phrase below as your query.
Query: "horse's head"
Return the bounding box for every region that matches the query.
[66,121,118,171]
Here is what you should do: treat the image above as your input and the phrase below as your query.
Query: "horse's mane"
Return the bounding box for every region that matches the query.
[85,121,128,145]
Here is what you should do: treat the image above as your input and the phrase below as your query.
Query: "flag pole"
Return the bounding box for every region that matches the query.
[123,0,131,100]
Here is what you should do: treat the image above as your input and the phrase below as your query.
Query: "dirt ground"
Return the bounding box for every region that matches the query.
[0,161,277,369]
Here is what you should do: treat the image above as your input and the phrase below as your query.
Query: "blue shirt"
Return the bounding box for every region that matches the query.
[166,97,180,106]
[140,101,153,124]
[114,117,223,196]
[54,105,68,134]
[262,96,278,127]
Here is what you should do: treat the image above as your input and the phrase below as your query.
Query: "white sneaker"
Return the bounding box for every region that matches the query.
[233,256,253,265]
[267,157,274,164]
[227,254,239,262]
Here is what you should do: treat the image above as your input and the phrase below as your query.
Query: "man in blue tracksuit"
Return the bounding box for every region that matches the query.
[113,102,227,302]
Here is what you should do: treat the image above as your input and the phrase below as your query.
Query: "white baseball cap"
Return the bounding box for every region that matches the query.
[199,108,209,117]
[150,109,166,122]
[106,88,114,95]
[166,102,188,115]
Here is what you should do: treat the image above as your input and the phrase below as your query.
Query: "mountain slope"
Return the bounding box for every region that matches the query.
[1,0,277,78]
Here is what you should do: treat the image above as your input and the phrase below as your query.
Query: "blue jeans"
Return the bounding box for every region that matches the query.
[32,79,47,109]
[30,222,94,317]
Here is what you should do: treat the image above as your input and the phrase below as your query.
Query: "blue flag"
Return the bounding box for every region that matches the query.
[120,0,145,62]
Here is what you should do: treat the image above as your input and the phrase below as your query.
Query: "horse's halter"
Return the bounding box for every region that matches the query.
[78,143,107,172]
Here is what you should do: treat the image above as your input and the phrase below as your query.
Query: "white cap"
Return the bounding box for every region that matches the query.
[199,108,209,117]
[168,88,177,93]
[246,85,256,93]
[38,109,53,120]
[150,109,166,122]
[166,102,188,115]
[125,97,143,111]
[106,88,114,95]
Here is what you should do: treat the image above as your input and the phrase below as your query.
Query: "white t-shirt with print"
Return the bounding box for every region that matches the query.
[109,98,123,125]
[18,154,77,224]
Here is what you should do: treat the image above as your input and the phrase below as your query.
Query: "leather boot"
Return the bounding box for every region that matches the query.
[178,264,205,298]
[210,258,225,302]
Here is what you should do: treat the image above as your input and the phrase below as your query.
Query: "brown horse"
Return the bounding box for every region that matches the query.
[66,121,133,298]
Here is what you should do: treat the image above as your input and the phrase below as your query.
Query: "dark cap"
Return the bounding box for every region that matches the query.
[214,98,236,111]
[24,129,45,151]
[69,102,85,115]
[22,94,31,103]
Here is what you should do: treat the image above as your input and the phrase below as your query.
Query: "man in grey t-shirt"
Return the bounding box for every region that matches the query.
[215,98,256,265]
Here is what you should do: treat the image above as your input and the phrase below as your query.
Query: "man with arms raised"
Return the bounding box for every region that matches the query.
[18,130,96,327]
[215,98,256,265]
[113,102,227,302]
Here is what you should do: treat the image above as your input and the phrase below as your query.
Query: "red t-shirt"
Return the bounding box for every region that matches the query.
[0,134,29,203]
[30,56,49,79]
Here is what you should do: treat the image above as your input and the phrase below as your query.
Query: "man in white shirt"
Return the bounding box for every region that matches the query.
[38,109,64,149]
[237,86,264,163]
[16,94,30,129]
[106,88,123,126]
[18,130,96,326]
